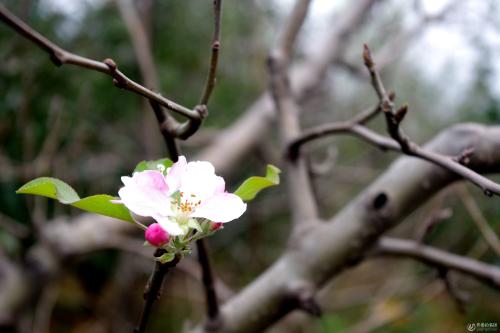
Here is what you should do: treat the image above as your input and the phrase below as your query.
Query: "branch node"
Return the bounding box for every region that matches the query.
[103,58,117,70]
[454,147,475,165]
[484,189,493,197]
[395,104,408,123]
[195,104,209,119]
[388,90,396,101]
[49,51,64,66]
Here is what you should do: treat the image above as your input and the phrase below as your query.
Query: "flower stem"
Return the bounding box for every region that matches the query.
[133,249,180,333]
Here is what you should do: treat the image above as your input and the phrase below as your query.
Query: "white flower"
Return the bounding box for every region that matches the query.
[116,156,246,237]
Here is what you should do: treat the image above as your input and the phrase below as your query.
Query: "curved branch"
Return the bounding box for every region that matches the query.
[0,4,202,121]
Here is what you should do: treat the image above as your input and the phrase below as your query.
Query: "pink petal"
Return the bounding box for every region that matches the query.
[145,223,169,247]
[118,170,172,218]
[191,193,246,223]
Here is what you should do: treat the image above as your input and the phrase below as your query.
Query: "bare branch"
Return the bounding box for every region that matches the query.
[362,44,500,197]
[276,0,312,63]
[0,4,203,122]
[457,185,500,256]
[199,0,222,105]
[197,0,377,174]
[193,123,500,333]
[133,251,180,333]
[374,237,500,289]
[196,240,221,330]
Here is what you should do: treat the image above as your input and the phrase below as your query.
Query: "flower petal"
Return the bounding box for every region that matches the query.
[157,217,185,236]
[191,193,246,223]
[215,176,225,194]
[166,156,187,194]
[118,170,172,217]
[179,161,219,201]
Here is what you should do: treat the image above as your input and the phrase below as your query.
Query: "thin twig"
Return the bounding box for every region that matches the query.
[196,239,221,329]
[375,237,500,290]
[457,185,500,256]
[362,43,500,197]
[0,4,202,123]
[200,0,222,105]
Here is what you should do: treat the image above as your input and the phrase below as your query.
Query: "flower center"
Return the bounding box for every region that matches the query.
[175,192,202,214]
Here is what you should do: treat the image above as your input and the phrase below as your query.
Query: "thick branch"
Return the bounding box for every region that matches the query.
[193,123,500,333]
[268,56,318,225]
[374,237,500,289]
[267,0,317,225]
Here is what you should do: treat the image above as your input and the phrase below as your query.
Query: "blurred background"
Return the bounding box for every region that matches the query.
[1,0,499,332]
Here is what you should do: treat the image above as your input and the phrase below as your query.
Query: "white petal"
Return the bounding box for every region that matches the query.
[191,193,246,223]
[215,176,225,194]
[180,161,219,201]
[157,217,185,236]
[166,156,187,194]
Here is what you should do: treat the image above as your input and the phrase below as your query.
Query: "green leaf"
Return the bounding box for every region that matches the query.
[134,158,173,173]
[234,164,281,201]
[156,252,175,264]
[16,177,133,223]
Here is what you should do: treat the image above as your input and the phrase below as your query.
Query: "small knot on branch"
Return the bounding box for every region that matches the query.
[395,104,408,123]
[453,147,475,165]
[382,100,392,114]
[297,294,322,317]
[103,58,117,70]
[212,40,220,50]
[195,105,209,119]
[388,90,396,101]
[103,58,126,88]
[286,282,322,317]
[49,51,64,66]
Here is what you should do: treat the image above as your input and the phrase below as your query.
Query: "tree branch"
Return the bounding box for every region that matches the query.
[374,237,500,289]
[362,44,500,197]
[196,0,377,174]
[268,0,317,226]
[457,185,500,256]
[193,123,500,333]
[0,4,203,124]
[199,0,222,105]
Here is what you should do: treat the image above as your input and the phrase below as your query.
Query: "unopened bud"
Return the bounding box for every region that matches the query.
[145,223,170,247]
[211,222,224,231]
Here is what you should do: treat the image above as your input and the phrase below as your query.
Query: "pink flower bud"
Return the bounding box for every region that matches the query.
[211,222,224,231]
[145,223,170,247]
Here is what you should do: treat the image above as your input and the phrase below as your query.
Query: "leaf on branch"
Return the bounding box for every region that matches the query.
[16,177,133,223]
[234,165,281,201]
[134,158,173,173]
[156,252,175,264]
